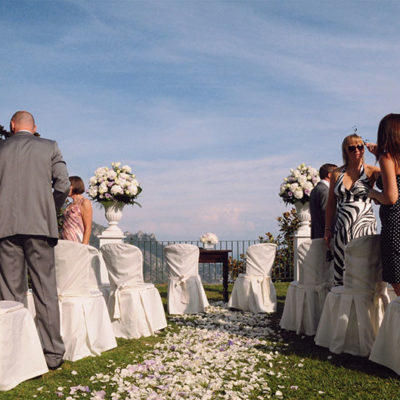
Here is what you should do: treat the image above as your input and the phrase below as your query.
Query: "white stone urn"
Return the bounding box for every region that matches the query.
[103,202,125,236]
[294,201,311,236]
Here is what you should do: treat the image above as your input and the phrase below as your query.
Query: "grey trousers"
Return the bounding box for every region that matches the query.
[0,235,65,368]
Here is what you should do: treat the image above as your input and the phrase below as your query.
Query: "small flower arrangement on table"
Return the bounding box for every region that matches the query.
[200,232,218,249]
[279,163,319,205]
[88,162,142,206]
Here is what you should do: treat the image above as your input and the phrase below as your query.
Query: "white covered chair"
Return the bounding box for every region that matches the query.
[228,243,277,313]
[314,235,389,357]
[369,296,400,374]
[280,238,333,335]
[55,240,117,361]
[0,300,48,391]
[100,243,167,338]
[164,244,209,315]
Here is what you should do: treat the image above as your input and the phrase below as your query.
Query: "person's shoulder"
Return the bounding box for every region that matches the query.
[331,166,343,179]
[81,197,92,207]
[364,163,380,175]
[333,166,344,174]
[34,136,56,145]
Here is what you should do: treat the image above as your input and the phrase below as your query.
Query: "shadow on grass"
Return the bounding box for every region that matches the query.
[269,287,400,381]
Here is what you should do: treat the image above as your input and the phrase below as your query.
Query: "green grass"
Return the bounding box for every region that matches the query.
[1,283,399,399]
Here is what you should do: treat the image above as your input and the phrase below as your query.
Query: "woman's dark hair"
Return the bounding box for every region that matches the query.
[376,114,400,166]
[69,176,85,195]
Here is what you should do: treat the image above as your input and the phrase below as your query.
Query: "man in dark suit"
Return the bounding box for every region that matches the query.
[0,111,70,369]
[310,163,337,239]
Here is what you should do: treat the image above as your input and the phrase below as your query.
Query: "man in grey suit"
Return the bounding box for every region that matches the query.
[0,111,70,369]
[309,163,337,239]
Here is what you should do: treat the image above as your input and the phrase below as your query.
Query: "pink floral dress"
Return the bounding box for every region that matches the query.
[62,198,85,243]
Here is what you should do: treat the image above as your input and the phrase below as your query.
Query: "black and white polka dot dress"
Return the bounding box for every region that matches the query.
[380,175,400,284]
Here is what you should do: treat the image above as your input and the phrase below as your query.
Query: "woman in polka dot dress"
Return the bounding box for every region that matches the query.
[368,114,400,296]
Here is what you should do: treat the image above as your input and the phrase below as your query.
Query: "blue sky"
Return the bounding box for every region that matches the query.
[1,0,399,240]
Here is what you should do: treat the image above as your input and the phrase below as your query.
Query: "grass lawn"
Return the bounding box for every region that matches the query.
[1,283,399,399]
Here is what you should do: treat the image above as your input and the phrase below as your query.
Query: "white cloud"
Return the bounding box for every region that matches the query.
[92,155,300,240]
[0,0,394,240]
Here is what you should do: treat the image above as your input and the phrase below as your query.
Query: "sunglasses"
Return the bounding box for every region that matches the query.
[348,144,364,152]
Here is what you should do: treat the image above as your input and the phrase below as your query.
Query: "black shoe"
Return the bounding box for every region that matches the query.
[48,359,64,370]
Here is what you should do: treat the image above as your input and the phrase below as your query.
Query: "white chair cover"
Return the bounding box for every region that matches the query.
[280,238,333,335]
[228,243,277,313]
[370,297,400,374]
[100,243,167,338]
[315,234,389,356]
[0,300,48,391]
[164,244,209,315]
[55,240,117,361]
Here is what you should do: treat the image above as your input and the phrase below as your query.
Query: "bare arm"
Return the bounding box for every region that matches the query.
[324,171,339,248]
[365,164,381,186]
[81,198,93,245]
[368,154,398,205]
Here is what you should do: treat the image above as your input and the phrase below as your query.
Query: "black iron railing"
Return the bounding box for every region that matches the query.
[127,239,293,283]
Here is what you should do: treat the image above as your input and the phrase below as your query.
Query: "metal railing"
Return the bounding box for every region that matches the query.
[127,239,293,283]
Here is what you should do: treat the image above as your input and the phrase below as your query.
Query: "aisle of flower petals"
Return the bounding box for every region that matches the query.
[59,303,289,400]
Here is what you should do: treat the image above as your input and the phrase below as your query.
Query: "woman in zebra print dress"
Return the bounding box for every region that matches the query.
[324,133,380,286]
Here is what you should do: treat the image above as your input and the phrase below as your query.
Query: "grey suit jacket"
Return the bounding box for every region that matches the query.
[309,181,329,239]
[0,131,70,239]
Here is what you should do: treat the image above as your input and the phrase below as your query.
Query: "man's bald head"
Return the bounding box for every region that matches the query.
[10,111,37,134]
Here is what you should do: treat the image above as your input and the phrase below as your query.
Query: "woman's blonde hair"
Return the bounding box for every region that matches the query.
[376,113,400,167]
[341,133,364,166]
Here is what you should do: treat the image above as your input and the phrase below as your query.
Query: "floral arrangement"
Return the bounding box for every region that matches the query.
[279,163,319,205]
[88,162,142,205]
[200,232,219,245]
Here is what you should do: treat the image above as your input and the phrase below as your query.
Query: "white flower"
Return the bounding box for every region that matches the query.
[298,175,307,185]
[107,170,117,180]
[200,232,218,244]
[279,185,286,195]
[89,163,141,204]
[95,167,108,177]
[294,189,304,199]
[289,183,299,192]
[121,165,132,173]
[98,182,108,194]
[89,186,98,197]
[126,184,138,195]
[303,181,313,191]
[111,185,123,195]
[309,167,318,176]
[119,172,130,180]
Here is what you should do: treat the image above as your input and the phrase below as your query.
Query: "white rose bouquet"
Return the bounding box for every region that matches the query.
[200,232,219,245]
[88,162,142,205]
[279,163,319,205]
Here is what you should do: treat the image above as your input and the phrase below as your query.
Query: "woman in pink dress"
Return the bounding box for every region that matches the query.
[62,176,93,245]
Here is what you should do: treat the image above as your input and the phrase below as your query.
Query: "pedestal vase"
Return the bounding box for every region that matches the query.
[294,201,311,236]
[103,202,125,237]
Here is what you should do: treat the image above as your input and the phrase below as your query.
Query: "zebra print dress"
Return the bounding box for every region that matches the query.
[333,165,377,285]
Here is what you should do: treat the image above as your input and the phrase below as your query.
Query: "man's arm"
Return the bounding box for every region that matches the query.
[51,141,70,211]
